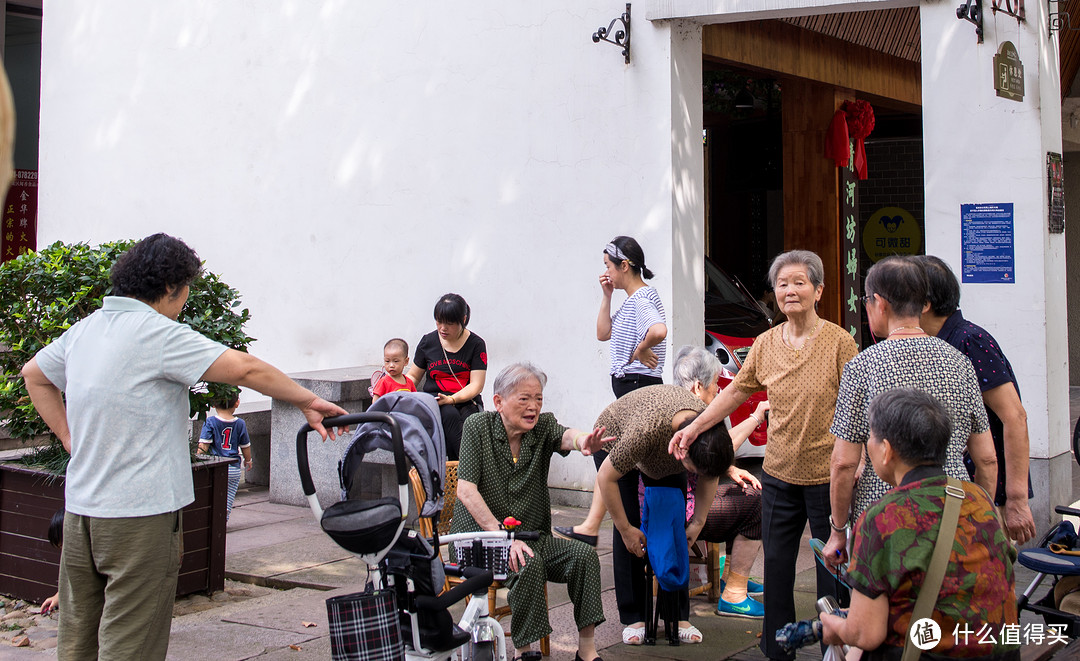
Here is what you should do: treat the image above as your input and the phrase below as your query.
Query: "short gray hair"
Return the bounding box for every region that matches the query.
[493,362,547,396]
[672,345,720,390]
[767,250,825,289]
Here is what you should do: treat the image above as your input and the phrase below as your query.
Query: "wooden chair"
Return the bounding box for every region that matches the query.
[410,460,459,540]
[688,540,723,601]
[651,540,722,601]
[408,461,550,657]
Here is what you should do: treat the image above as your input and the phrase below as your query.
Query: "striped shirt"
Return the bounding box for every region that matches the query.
[609,285,666,378]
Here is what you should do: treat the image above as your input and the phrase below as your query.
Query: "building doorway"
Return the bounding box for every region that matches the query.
[703,65,783,307]
[700,16,924,341]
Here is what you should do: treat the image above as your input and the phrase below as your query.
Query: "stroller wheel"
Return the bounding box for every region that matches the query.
[468,640,495,661]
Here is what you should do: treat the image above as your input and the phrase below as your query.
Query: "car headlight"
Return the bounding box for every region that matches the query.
[705,334,742,376]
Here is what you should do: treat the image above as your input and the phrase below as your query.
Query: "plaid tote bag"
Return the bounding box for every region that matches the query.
[326,587,403,661]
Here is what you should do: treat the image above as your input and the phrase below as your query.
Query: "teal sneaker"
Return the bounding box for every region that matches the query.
[717,595,765,619]
[719,578,764,598]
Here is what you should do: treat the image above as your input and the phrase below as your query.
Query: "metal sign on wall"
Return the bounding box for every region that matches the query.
[1,170,37,262]
[1049,152,1065,233]
[961,203,1014,283]
[994,41,1024,101]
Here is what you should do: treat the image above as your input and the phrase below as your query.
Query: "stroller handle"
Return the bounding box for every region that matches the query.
[295,412,407,497]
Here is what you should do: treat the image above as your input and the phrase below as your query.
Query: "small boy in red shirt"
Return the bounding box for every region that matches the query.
[372,338,417,401]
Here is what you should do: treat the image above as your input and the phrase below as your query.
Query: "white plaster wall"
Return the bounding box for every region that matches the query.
[37,3,701,490]
[920,3,1068,460]
[669,21,706,354]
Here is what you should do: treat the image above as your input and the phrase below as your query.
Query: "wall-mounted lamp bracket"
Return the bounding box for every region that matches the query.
[1049,4,1070,34]
[991,0,1025,22]
[956,0,984,43]
[592,4,631,64]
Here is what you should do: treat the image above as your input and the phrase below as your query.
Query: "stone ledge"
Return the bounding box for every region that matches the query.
[269,366,379,509]
[235,400,271,487]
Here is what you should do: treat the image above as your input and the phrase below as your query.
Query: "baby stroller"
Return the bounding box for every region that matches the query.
[1015,418,1080,640]
[1016,505,1080,639]
[297,393,528,661]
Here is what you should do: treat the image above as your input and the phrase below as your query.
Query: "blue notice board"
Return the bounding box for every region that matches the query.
[961,203,1014,284]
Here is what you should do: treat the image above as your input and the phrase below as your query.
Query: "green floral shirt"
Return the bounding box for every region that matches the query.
[846,466,1019,657]
[450,411,568,538]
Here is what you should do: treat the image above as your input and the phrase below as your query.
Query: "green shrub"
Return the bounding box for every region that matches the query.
[0,240,255,470]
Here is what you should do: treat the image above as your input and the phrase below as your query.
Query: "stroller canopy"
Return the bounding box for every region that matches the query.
[338,392,447,518]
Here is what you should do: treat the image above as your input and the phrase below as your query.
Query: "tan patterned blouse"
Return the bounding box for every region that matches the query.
[596,385,705,479]
[731,321,858,485]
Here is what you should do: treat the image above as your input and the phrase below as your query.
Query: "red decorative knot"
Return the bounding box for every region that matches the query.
[842,100,875,140]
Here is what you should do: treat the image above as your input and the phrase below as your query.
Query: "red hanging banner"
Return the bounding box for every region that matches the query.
[2,169,37,262]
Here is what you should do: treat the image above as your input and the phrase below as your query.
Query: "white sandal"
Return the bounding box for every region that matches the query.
[678,624,703,644]
[622,625,645,645]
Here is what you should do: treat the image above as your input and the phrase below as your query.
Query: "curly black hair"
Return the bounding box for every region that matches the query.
[110,233,201,303]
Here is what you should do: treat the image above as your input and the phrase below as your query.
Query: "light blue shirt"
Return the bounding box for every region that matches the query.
[35,296,228,517]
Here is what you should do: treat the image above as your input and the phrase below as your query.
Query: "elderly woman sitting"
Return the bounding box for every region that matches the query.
[450,362,610,661]
[820,388,1019,660]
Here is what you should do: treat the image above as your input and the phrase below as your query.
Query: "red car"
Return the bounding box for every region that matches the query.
[702,258,773,457]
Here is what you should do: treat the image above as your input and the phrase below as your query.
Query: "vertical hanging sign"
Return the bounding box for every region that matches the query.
[1,170,37,262]
[841,142,861,347]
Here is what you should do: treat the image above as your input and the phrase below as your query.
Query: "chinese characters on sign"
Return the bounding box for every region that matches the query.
[993,41,1024,102]
[863,206,921,263]
[1,169,37,262]
[961,203,1014,284]
[840,140,861,345]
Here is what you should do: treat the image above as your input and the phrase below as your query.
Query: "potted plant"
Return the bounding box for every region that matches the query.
[0,240,255,602]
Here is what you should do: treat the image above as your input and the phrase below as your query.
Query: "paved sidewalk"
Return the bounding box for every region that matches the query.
[173,484,813,661]
[11,380,1080,661]
[188,482,1056,661]
[1,480,1060,661]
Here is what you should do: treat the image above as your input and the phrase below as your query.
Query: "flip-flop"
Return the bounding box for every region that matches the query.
[622,625,645,645]
[678,624,703,644]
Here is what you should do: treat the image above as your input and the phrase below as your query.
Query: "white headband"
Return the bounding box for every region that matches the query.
[605,243,635,267]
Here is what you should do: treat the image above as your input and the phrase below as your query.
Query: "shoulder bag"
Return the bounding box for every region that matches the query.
[901,476,965,661]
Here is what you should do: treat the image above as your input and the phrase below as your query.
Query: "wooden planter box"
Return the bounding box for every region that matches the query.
[0,455,233,603]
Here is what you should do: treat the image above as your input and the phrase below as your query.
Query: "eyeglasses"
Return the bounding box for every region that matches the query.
[861,294,874,307]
